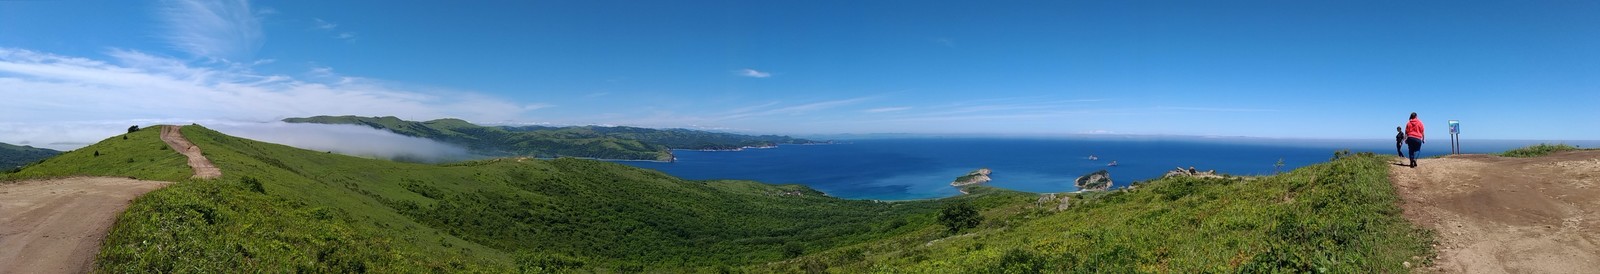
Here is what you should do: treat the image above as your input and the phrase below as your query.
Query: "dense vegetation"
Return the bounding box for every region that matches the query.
[1497,143,1581,158]
[2,125,967,272]
[0,141,60,171]
[284,115,823,161]
[756,152,1435,273]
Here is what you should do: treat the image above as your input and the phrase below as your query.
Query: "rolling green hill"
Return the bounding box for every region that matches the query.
[0,142,60,171]
[2,125,980,272]
[283,115,823,161]
[1,126,1435,272]
[758,152,1435,273]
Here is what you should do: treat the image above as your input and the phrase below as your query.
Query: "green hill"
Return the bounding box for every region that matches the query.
[757,152,1435,273]
[2,127,1435,272]
[0,142,60,171]
[3,125,983,272]
[283,115,823,161]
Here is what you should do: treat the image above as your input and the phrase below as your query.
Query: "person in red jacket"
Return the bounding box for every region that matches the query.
[1404,112,1425,167]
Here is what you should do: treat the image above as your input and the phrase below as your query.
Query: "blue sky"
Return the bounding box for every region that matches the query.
[2,0,1597,147]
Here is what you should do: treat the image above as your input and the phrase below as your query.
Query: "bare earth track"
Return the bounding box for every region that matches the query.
[160,125,221,179]
[1391,151,1600,273]
[0,177,168,273]
[1,125,220,273]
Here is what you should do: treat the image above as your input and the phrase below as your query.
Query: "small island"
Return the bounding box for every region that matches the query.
[951,168,992,186]
[1075,169,1113,191]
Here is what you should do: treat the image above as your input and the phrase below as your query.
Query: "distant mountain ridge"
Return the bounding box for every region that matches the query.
[1,142,60,170]
[282,115,824,161]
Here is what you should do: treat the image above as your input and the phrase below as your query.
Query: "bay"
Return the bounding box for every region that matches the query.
[618,137,1597,200]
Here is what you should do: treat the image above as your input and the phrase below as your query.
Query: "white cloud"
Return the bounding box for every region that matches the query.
[209,122,473,163]
[1155,106,1279,112]
[737,68,771,78]
[157,0,263,62]
[523,103,554,111]
[0,48,530,149]
[312,18,338,30]
[311,18,357,41]
[865,106,912,113]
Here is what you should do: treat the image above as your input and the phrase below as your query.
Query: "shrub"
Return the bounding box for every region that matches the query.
[1498,143,1578,158]
[241,176,265,194]
[938,202,981,233]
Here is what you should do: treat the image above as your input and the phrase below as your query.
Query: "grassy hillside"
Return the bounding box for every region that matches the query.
[3,128,187,181]
[757,152,1435,273]
[3,126,1435,272]
[3,125,971,272]
[1,141,62,171]
[284,115,823,161]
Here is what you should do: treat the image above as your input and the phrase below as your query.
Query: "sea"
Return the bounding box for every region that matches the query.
[618,137,1600,200]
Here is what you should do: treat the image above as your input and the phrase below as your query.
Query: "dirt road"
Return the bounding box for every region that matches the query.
[160,125,220,179]
[0,177,169,273]
[1390,151,1600,273]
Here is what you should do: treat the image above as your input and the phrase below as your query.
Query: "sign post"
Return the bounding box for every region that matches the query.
[1448,120,1460,154]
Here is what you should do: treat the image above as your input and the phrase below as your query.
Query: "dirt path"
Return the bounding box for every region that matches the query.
[160,125,220,179]
[0,177,169,273]
[1390,151,1600,273]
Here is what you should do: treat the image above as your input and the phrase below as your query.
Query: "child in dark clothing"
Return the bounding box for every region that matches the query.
[1395,126,1405,157]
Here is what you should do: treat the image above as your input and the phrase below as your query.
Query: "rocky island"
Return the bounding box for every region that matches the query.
[951,168,992,186]
[1075,169,1113,191]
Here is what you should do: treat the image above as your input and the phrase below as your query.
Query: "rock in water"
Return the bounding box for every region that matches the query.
[1075,169,1113,191]
[951,168,992,186]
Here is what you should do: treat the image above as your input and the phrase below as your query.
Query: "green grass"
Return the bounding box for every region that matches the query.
[2,127,189,182]
[5,126,1437,272]
[757,153,1435,273]
[6,125,963,272]
[1497,143,1581,158]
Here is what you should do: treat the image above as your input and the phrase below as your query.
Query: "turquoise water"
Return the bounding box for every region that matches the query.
[619,138,1595,200]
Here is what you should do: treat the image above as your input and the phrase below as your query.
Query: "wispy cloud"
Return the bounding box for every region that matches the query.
[864,106,912,113]
[523,103,554,110]
[737,68,771,78]
[934,38,955,48]
[0,48,530,149]
[1155,106,1279,112]
[311,18,357,41]
[312,18,338,30]
[706,97,874,121]
[157,0,263,62]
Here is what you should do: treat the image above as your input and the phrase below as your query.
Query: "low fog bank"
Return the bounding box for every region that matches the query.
[210,122,478,163]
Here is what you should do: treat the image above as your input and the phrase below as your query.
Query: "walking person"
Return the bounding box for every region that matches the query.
[1395,126,1405,157]
[1404,112,1425,167]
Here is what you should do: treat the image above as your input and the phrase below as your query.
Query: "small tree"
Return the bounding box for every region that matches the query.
[1274,158,1285,174]
[127,125,139,133]
[938,202,981,234]
[782,242,805,258]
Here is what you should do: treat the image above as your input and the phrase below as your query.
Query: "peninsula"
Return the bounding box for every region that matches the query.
[951,168,992,186]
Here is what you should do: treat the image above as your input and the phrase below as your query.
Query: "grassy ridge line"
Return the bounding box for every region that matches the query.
[758,153,1434,273]
[283,115,824,161]
[2,127,189,182]
[97,126,508,272]
[29,125,966,271]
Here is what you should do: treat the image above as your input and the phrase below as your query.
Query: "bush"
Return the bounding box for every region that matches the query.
[1499,143,1578,158]
[938,202,981,233]
[783,242,805,258]
[241,176,265,194]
